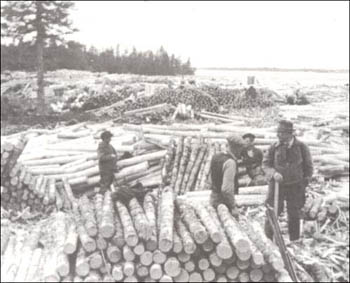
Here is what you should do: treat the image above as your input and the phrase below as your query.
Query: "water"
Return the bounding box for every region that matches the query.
[195,69,349,87]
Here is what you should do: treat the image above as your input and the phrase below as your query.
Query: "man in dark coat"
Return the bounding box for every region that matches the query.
[241,133,266,186]
[209,134,247,219]
[263,120,313,241]
[98,131,117,193]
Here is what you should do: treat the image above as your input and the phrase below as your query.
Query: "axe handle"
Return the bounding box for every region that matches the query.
[274,181,280,217]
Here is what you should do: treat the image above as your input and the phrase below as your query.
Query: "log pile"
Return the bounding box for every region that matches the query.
[1,120,348,218]
[1,190,294,282]
[202,85,277,109]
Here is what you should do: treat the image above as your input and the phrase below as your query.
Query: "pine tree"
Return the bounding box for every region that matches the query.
[1,1,76,112]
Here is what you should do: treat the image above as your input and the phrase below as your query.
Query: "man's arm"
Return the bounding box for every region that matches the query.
[301,143,313,180]
[256,148,263,165]
[262,145,276,181]
[98,143,116,162]
[221,159,237,209]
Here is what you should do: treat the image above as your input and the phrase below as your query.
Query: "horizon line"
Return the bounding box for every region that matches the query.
[197,67,349,73]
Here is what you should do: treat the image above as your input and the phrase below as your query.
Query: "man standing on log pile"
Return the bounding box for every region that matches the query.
[241,133,266,186]
[263,120,313,242]
[98,131,117,194]
[209,134,247,219]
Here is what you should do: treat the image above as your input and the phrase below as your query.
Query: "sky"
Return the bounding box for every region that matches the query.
[41,1,350,69]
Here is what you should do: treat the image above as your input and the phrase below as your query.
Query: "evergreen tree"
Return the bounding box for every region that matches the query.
[1,1,76,112]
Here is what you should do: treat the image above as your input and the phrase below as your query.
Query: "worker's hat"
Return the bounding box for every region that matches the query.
[277,120,294,133]
[226,134,246,149]
[101,130,113,140]
[242,133,256,140]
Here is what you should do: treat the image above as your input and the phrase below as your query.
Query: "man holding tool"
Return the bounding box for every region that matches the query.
[263,120,313,242]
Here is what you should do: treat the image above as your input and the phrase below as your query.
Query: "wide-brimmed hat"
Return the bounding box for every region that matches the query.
[277,120,294,133]
[101,130,113,140]
[242,133,256,140]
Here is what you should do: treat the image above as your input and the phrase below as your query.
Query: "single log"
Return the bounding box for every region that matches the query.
[143,193,158,251]
[136,264,149,278]
[100,191,115,238]
[116,201,139,247]
[176,199,208,244]
[171,137,184,186]
[184,261,195,273]
[140,251,153,266]
[189,272,203,282]
[174,269,190,282]
[150,263,163,280]
[158,186,175,253]
[111,212,125,248]
[174,138,191,194]
[112,264,124,281]
[79,195,98,237]
[117,150,167,169]
[206,206,233,260]
[129,197,151,241]
[153,249,167,265]
[123,245,136,262]
[133,242,145,256]
[88,251,103,269]
[107,243,122,263]
[84,270,101,282]
[123,262,135,277]
[218,204,251,254]
[164,257,181,277]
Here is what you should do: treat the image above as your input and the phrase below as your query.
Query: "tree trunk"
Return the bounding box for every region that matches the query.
[35,1,46,113]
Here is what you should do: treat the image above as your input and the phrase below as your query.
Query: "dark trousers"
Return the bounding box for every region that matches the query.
[264,181,305,241]
[100,171,114,193]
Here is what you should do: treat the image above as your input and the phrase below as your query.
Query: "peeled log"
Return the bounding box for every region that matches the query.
[175,218,196,255]
[170,137,184,186]
[64,221,78,254]
[158,186,175,253]
[192,202,222,243]
[111,212,125,248]
[206,205,233,260]
[143,193,158,251]
[79,195,98,237]
[117,150,167,169]
[164,257,181,277]
[100,191,115,238]
[114,161,149,180]
[218,204,251,254]
[176,199,208,245]
[75,247,90,277]
[116,201,139,247]
[129,198,152,241]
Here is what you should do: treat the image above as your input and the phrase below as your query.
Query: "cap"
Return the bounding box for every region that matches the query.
[226,134,246,149]
[277,120,294,133]
[101,130,113,140]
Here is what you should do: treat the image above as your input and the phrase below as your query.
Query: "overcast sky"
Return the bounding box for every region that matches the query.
[67,1,349,69]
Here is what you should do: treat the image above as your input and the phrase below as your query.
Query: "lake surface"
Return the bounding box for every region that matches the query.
[195,69,349,87]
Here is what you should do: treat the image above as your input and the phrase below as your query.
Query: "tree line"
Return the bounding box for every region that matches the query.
[1,41,195,76]
[1,1,194,112]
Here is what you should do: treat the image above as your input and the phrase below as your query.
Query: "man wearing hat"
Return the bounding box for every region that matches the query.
[98,131,117,193]
[241,133,266,186]
[209,134,247,219]
[263,120,313,242]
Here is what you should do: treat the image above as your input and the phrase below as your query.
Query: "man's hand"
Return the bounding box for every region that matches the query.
[231,208,239,220]
[273,172,283,183]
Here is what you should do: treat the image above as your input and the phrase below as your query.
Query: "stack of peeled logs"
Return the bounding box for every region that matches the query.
[1,186,293,282]
[1,121,348,214]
